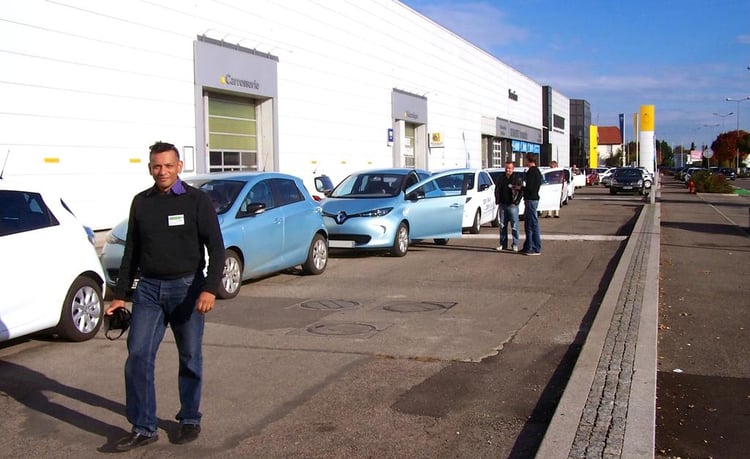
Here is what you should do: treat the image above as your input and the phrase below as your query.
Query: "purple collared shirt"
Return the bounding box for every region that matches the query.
[147,177,186,196]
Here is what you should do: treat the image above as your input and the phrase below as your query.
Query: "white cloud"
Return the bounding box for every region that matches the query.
[413,1,528,50]
[736,34,750,44]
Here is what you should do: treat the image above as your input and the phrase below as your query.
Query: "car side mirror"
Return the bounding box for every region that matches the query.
[479,183,490,192]
[237,202,266,218]
[314,175,334,196]
[405,189,425,201]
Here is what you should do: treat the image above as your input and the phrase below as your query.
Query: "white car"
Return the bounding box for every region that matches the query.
[0,180,105,342]
[599,167,617,187]
[437,169,497,234]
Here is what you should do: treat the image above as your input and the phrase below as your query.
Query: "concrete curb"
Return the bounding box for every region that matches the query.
[535,200,660,458]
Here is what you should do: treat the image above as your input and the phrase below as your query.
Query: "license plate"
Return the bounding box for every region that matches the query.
[329,240,356,248]
[623,186,633,190]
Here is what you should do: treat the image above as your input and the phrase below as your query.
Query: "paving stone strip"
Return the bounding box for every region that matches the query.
[569,206,653,458]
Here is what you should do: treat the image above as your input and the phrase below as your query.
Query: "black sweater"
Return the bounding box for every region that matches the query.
[114,182,225,299]
[523,166,542,201]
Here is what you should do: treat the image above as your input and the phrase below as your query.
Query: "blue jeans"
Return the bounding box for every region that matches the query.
[523,200,541,253]
[125,273,205,436]
[499,203,519,248]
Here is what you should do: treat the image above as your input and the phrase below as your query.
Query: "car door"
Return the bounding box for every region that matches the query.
[477,171,497,224]
[232,179,286,277]
[538,170,562,213]
[404,171,466,239]
[269,178,313,266]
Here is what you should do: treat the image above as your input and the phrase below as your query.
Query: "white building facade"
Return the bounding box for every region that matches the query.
[0,0,567,229]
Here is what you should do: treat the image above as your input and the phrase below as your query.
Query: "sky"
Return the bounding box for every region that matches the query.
[401,0,750,149]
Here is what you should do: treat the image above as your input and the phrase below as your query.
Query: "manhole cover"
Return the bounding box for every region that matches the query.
[300,299,360,311]
[306,322,377,336]
[382,301,457,313]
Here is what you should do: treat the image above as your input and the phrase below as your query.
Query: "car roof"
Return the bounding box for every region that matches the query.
[187,171,302,182]
[344,167,430,176]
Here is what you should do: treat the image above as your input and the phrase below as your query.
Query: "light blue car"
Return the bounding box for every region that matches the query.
[320,168,469,256]
[100,172,329,299]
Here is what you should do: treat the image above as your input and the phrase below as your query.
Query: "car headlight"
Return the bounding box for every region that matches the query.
[637,179,643,185]
[105,231,126,246]
[359,207,393,217]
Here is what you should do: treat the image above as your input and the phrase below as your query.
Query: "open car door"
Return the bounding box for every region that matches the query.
[404,169,467,240]
[538,169,563,213]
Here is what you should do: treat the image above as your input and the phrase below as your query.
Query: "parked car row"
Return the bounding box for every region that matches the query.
[2,163,587,344]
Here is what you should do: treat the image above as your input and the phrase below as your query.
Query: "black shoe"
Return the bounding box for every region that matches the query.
[175,424,201,444]
[114,432,158,451]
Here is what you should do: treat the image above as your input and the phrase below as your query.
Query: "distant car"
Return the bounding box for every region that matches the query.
[435,168,497,234]
[1,181,105,342]
[637,167,653,190]
[599,168,617,187]
[610,167,647,195]
[683,167,707,184]
[586,169,599,186]
[710,167,737,181]
[100,172,329,300]
[320,168,467,256]
[571,168,586,188]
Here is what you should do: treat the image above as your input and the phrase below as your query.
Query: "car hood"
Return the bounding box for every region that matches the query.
[320,195,402,215]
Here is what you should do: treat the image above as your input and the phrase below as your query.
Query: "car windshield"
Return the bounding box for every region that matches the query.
[330,173,405,198]
[190,179,246,214]
[615,168,641,178]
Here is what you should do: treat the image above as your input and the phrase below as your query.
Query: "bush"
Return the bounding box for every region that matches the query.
[691,170,734,193]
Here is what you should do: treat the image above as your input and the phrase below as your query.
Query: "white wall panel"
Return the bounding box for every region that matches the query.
[0,0,561,228]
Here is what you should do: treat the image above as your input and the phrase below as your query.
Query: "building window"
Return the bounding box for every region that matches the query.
[403,123,416,167]
[492,139,503,167]
[207,94,258,172]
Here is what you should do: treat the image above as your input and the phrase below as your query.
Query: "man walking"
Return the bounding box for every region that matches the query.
[522,153,542,255]
[494,160,523,252]
[106,141,225,451]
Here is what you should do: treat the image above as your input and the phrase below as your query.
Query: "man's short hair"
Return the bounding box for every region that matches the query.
[505,160,514,165]
[525,153,536,164]
[149,141,180,159]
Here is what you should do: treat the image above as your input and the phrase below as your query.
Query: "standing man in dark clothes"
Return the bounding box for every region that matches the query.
[106,141,225,451]
[521,153,542,255]
[494,160,523,252]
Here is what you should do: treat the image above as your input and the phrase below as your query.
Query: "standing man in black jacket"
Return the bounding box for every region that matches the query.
[521,153,542,255]
[494,160,523,252]
[106,141,225,451]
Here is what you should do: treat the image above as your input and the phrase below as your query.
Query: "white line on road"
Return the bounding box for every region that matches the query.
[463,234,627,241]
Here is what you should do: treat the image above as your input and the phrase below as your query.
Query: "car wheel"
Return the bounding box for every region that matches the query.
[469,210,481,234]
[390,222,409,257]
[56,276,103,342]
[302,233,328,275]
[219,249,242,299]
[433,238,449,245]
[644,180,652,189]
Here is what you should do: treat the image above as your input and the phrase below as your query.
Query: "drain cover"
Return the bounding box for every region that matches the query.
[300,299,360,311]
[382,301,457,313]
[306,322,377,336]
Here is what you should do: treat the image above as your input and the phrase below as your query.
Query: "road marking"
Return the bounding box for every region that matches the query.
[463,234,627,241]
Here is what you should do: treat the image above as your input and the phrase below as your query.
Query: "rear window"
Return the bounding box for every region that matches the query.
[0,190,57,236]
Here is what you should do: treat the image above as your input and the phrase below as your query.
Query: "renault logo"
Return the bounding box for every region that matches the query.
[335,211,348,224]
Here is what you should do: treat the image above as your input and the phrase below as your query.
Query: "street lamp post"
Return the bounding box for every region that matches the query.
[726,96,750,173]
[712,111,733,133]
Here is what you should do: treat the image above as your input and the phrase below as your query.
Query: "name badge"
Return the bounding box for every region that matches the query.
[168,214,185,226]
